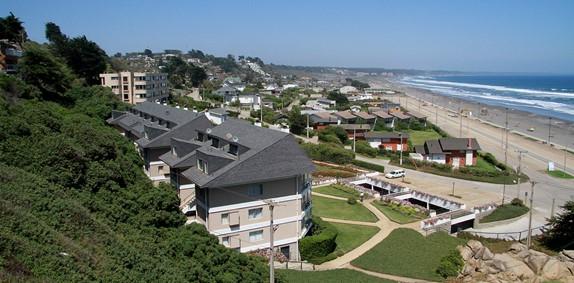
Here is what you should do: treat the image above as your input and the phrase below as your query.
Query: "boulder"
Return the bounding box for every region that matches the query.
[474,246,486,259]
[525,253,550,274]
[458,245,474,261]
[561,250,574,261]
[481,247,495,261]
[509,242,528,254]
[542,258,573,280]
[485,258,507,272]
[468,240,484,254]
[494,253,536,280]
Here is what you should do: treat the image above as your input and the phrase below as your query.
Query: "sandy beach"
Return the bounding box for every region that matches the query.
[370,78,574,151]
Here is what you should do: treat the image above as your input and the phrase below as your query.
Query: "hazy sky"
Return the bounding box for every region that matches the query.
[3,0,574,73]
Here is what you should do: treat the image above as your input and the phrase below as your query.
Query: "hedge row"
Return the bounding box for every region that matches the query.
[299,217,338,262]
[301,143,355,164]
[352,159,385,173]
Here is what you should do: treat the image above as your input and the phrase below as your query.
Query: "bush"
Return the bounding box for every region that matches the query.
[351,160,385,173]
[318,132,342,144]
[355,140,377,157]
[320,126,348,144]
[436,250,464,278]
[299,217,338,262]
[347,197,357,205]
[511,198,525,207]
[301,143,355,164]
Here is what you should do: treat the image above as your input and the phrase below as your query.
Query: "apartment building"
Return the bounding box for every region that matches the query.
[106,102,212,184]
[159,118,314,260]
[99,71,169,104]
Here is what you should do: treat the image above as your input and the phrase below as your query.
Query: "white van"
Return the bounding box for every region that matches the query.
[385,169,406,179]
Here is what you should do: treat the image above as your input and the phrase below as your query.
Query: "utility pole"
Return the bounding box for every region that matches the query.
[435,106,438,125]
[458,106,463,137]
[547,117,552,145]
[353,128,356,153]
[515,150,528,199]
[399,133,403,165]
[526,181,536,249]
[452,182,455,196]
[550,198,555,219]
[502,108,509,205]
[260,97,264,127]
[268,201,276,283]
[306,114,309,139]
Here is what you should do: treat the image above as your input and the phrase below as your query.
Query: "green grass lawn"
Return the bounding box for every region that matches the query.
[407,129,442,146]
[314,184,361,199]
[312,195,378,223]
[278,269,394,283]
[473,156,499,172]
[480,204,529,223]
[547,170,574,179]
[331,222,380,254]
[372,201,425,224]
[352,228,466,281]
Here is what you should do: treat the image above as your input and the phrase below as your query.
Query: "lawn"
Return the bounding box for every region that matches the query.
[547,170,574,179]
[372,201,425,224]
[278,269,394,283]
[314,184,361,199]
[331,222,379,254]
[352,228,466,281]
[407,129,442,146]
[474,156,499,172]
[312,195,378,223]
[480,204,529,223]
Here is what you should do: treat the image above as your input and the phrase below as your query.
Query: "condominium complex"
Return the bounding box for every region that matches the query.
[107,102,314,260]
[99,71,169,104]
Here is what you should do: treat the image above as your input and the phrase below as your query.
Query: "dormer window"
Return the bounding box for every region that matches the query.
[197,159,208,174]
[212,138,220,148]
[229,144,238,156]
[197,132,205,142]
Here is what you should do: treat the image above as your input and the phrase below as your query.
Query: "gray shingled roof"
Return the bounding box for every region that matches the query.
[439,138,481,151]
[136,114,212,149]
[353,112,376,120]
[310,112,338,124]
[337,124,372,130]
[364,132,409,139]
[407,111,427,120]
[204,118,287,149]
[372,111,393,119]
[390,112,411,120]
[334,110,356,120]
[209,107,228,115]
[133,102,200,126]
[425,140,444,154]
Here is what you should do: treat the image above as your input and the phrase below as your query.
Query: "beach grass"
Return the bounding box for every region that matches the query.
[480,204,529,223]
[312,195,378,222]
[406,129,442,145]
[547,170,574,179]
[314,184,361,199]
[352,228,466,281]
[278,269,393,283]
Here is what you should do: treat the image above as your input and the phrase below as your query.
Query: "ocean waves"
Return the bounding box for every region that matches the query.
[400,76,574,121]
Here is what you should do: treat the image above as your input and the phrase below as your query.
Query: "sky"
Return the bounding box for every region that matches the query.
[3,0,574,73]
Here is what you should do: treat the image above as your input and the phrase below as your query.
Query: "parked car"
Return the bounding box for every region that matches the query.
[385,169,406,179]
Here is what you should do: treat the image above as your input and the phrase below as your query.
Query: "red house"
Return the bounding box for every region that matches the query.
[414,138,481,168]
[364,132,409,152]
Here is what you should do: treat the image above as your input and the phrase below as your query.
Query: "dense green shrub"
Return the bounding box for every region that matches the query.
[318,132,342,144]
[351,160,385,173]
[347,197,357,205]
[436,250,464,278]
[301,143,355,164]
[355,140,377,157]
[511,198,525,207]
[299,217,338,262]
[319,126,348,144]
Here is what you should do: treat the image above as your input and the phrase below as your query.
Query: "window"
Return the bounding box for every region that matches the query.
[211,138,220,148]
[229,144,238,156]
[249,230,263,242]
[111,76,119,80]
[197,159,208,174]
[123,76,128,82]
[197,133,205,142]
[248,208,263,220]
[158,166,164,171]
[221,213,229,224]
[222,236,230,246]
[248,184,263,196]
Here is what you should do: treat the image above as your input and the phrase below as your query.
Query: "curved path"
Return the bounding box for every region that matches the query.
[311,191,428,282]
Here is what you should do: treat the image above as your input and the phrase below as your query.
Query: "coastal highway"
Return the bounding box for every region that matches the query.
[395,91,573,212]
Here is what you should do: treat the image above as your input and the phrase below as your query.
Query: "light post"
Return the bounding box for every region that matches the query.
[526,181,536,249]
[515,150,528,198]
[451,182,455,196]
[399,133,403,165]
[547,117,552,145]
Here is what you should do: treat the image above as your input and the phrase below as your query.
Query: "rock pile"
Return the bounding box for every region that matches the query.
[458,240,574,283]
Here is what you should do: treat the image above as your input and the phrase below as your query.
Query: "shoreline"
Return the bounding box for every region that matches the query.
[371,78,574,151]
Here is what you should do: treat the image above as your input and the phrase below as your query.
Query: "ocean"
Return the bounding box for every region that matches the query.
[399,75,574,122]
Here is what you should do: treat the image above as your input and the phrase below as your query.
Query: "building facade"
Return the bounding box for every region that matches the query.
[365,132,409,152]
[99,71,168,104]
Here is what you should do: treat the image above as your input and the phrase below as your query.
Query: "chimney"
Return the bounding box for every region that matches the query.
[467,138,472,149]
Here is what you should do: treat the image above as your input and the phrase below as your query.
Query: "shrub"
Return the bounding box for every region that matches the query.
[436,250,464,278]
[320,126,348,144]
[351,160,385,173]
[318,132,342,144]
[347,197,357,205]
[355,140,377,157]
[299,217,338,262]
[301,143,355,164]
[511,198,525,207]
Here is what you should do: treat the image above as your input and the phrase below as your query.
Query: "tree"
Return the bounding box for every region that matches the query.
[18,42,75,102]
[288,106,306,135]
[0,12,28,46]
[143,48,152,57]
[327,90,348,105]
[189,64,207,87]
[542,201,574,250]
[45,22,108,85]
